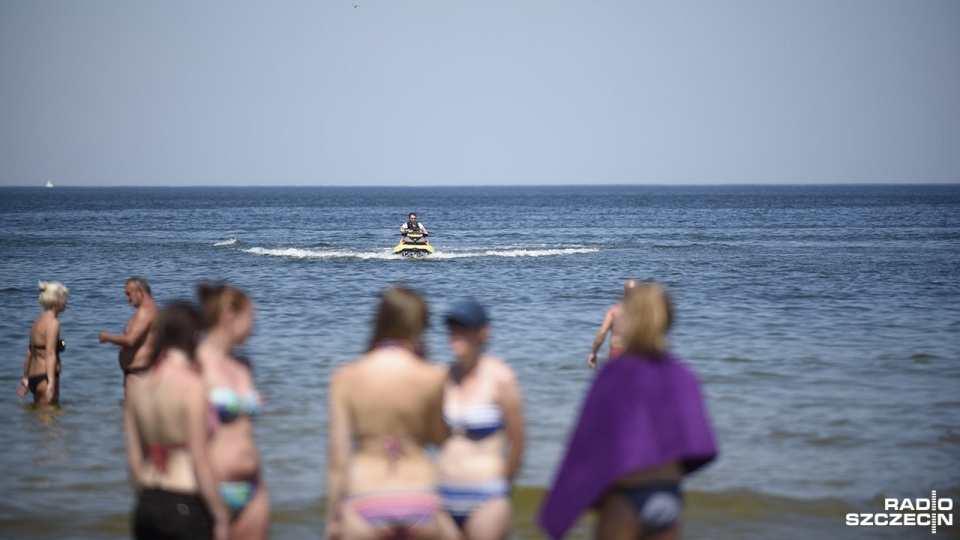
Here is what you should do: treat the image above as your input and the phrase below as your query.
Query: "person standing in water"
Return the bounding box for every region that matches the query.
[196,284,271,539]
[587,279,639,369]
[540,282,718,540]
[325,287,448,540]
[124,302,230,540]
[99,277,158,395]
[17,281,68,405]
[437,299,525,540]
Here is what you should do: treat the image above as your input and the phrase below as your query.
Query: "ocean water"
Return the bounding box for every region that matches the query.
[0,184,958,539]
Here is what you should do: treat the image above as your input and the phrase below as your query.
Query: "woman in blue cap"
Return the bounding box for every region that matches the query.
[437,299,525,540]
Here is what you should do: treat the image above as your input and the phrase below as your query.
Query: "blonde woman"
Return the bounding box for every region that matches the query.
[436,299,524,540]
[17,281,68,405]
[326,287,448,540]
[540,283,718,540]
[197,284,270,540]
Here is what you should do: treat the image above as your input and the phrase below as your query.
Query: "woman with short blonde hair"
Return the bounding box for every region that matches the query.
[17,281,69,404]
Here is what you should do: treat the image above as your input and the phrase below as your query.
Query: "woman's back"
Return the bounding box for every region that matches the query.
[335,346,446,491]
[127,349,203,493]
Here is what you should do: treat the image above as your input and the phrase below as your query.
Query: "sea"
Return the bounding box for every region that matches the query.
[0,184,958,539]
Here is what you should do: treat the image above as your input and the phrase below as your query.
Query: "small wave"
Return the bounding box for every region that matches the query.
[431,248,599,259]
[243,247,598,260]
[214,238,238,247]
[243,247,396,260]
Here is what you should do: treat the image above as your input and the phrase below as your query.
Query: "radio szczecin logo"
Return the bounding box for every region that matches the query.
[847,491,953,534]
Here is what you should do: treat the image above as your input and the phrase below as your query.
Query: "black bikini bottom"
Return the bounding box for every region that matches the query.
[134,488,212,540]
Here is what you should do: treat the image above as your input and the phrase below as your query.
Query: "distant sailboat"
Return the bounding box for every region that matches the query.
[45,180,53,188]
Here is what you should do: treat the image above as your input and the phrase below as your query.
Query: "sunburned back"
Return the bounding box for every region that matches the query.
[347,350,444,440]
[128,352,199,493]
[340,348,446,491]
[608,302,626,350]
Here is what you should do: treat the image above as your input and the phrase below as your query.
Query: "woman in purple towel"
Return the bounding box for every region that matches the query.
[539,282,718,540]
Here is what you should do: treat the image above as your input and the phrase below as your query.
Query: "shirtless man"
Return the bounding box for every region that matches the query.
[587,279,639,369]
[99,277,158,395]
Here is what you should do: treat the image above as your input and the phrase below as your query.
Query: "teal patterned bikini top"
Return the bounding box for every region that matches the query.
[208,386,263,424]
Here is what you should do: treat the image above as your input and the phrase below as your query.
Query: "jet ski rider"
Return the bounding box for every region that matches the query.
[400,212,429,244]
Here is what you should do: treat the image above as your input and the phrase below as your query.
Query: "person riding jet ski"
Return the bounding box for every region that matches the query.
[399,212,429,244]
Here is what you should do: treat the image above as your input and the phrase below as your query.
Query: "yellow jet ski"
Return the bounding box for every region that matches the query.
[393,231,435,257]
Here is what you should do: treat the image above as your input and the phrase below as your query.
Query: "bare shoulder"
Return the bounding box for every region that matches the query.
[483,355,517,385]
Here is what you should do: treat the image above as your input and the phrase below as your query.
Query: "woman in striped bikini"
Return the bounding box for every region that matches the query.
[436,299,525,540]
[325,287,449,540]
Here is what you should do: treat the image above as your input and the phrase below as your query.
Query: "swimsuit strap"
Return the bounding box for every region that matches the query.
[384,436,403,464]
[373,339,408,350]
[147,441,187,474]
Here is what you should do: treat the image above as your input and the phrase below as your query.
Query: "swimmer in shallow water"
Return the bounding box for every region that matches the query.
[587,279,639,369]
[18,281,68,405]
[98,277,158,396]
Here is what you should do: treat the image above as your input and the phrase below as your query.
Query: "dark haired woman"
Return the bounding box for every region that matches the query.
[125,302,230,540]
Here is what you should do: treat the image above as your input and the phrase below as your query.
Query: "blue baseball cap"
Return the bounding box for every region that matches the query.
[444,298,489,328]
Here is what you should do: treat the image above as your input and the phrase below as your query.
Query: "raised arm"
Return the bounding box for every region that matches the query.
[588,307,615,369]
[498,362,525,483]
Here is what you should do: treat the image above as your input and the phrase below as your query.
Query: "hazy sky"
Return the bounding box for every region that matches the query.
[1,1,958,186]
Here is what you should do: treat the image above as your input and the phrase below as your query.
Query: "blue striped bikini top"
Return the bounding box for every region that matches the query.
[444,403,504,440]
[208,386,263,424]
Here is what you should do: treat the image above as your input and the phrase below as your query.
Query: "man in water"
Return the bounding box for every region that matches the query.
[399,212,429,243]
[99,277,158,395]
[587,279,639,369]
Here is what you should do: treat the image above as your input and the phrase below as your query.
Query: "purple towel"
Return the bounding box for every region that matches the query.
[538,353,718,539]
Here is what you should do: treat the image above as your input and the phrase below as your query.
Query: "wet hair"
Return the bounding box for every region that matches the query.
[197,283,251,329]
[621,282,674,359]
[38,281,69,309]
[126,277,151,295]
[367,287,429,351]
[409,212,417,219]
[150,302,203,366]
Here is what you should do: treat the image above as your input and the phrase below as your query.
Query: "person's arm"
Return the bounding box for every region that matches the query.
[325,369,351,540]
[400,223,407,234]
[498,361,525,483]
[123,402,144,494]
[419,223,428,235]
[184,376,231,540]
[426,368,450,446]
[43,319,60,402]
[588,308,615,369]
[17,346,30,398]
[99,310,151,348]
